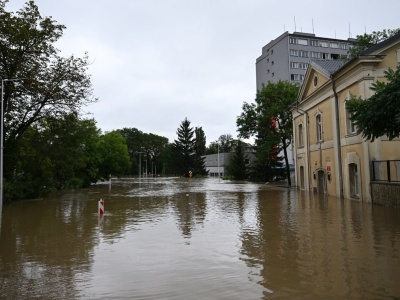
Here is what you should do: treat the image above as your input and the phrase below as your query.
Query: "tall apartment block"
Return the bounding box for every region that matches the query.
[256,31,353,90]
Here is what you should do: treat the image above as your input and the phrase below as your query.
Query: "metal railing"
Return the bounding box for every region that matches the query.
[371,160,400,183]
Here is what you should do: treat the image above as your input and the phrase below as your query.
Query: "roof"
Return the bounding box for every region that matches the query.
[310,59,349,77]
[361,32,400,55]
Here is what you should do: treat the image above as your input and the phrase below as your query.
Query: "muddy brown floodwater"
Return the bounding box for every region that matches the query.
[0,177,399,299]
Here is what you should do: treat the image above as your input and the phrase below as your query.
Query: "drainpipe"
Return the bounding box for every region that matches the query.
[296,101,312,191]
[331,74,344,198]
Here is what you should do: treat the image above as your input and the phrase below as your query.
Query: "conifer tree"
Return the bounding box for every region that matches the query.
[172,118,196,176]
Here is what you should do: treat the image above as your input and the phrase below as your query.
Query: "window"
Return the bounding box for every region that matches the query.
[321,52,330,59]
[330,42,339,48]
[272,72,274,77]
[346,108,357,134]
[271,61,274,65]
[290,49,298,56]
[319,41,329,47]
[299,62,308,69]
[267,69,270,74]
[340,43,348,50]
[313,75,318,87]
[349,163,359,197]
[298,124,304,147]
[331,53,339,59]
[291,62,299,68]
[300,166,305,189]
[299,50,308,57]
[310,51,320,58]
[299,74,305,82]
[316,114,323,142]
[298,38,308,45]
[310,40,318,46]
[289,37,297,44]
[291,74,300,81]
[267,58,269,63]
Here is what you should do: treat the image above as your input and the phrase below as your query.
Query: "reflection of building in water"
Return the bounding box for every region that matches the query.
[238,188,400,298]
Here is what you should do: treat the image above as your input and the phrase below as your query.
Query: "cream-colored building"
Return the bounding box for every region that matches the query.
[291,33,400,202]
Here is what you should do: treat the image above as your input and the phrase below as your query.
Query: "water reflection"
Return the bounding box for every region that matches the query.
[0,178,399,299]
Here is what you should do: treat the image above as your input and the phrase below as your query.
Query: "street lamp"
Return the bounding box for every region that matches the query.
[136,152,144,179]
[1,78,25,208]
[218,142,220,182]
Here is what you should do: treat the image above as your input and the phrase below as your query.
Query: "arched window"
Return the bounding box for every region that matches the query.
[316,114,323,142]
[298,123,304,147]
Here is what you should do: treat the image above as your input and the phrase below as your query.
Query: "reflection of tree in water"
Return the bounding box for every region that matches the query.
[0,193,97,299]
[172,192,207,240]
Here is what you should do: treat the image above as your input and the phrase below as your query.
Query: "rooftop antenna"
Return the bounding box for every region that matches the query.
[312,19,314,34]
[294,16,297,32]
[349,23,351,38]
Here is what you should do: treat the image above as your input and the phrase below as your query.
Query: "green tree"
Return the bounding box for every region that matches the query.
[218,134,233,152]
[349,28,400,58]
[117,128,169,176]
[98,131,131,178]
[226,140,247,180]
[237,81,298,184]
[193,127,207,176]
[172,118,196,176]
[7,114,101,200]
[346,65,400,141]
[0,1,96,193]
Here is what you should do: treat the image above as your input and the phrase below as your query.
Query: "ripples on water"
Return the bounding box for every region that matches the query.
[0,177,399,299]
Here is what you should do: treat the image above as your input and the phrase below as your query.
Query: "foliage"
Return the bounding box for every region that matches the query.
[1,1,96,198]
[237,80,298,183]
[346,65,400,141]
[98,131,131,178]
[349,28,400,58]
[117,128,169,175]
[172,118,196,176]
[193,127,207,176]
[205,134,234,154]
[172,118,207,177]
[6,115,101,200]
[218,134,233,152]
[226,140,247,180]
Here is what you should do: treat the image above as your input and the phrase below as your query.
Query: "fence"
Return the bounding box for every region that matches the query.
[371,160,400,182]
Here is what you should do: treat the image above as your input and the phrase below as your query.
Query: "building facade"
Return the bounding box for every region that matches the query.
[203,145,256,178]
[256,31,353,90]
[291,33,400,202]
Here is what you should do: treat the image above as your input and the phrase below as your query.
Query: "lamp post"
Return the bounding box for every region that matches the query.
[145,160,147,177]
[1,78,24,208]
[136,152,144,179]
[218,142,220,182]
[151,162,154,178]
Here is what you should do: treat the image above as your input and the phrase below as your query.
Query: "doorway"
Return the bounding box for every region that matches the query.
[317,170,326,195]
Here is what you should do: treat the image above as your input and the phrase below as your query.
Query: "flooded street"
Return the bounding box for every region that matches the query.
[0,178,399,299]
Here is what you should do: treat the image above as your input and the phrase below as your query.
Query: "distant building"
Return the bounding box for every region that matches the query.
[256,31,353,90]
[203,145,256,178]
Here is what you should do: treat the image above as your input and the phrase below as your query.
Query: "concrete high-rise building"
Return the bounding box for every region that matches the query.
[256,31,353,90]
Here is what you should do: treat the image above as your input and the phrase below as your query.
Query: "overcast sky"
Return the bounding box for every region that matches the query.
[5,0,400,144]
